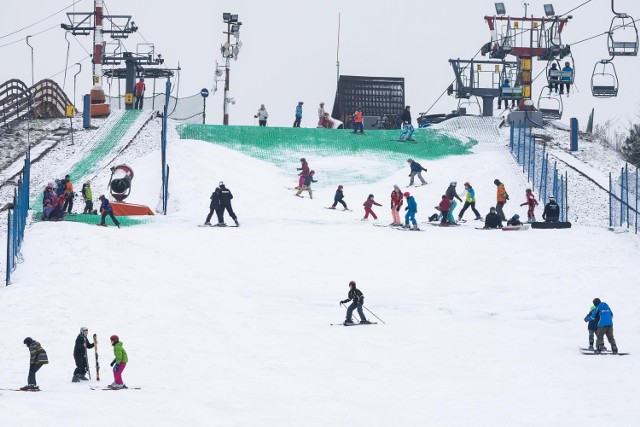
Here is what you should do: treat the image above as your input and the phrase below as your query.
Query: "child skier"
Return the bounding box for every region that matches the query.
[295,170,317,198]
[109,335,129,389]
[403,192,419,230]
[82,181,93,214]
[494,179,509,221]
[363,194,382,220]
[436,195,451,227]
[329,185,348,210]
[22,337,48,391]
[390,185,404,226]
[520,188,538,222]
[586,298,619,354]
[339,281,370,325]
[583,305,601,351]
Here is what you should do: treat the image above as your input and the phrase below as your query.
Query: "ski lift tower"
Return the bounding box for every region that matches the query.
[484,3,572,125]
[61,0,138,117]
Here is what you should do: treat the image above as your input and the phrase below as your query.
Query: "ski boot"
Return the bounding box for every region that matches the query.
[343,319,355,325]
[20,384,39,391]
[72,374,81,383]
[204,222,212,226]
[79,375,89,381]
[360,319,371,324]
[109,382,125,389]
[216,223,227,227]
[588,345,594,351]
[475,216,483,221]
[412,224,420,231]
[612,347,619,354]
[403,224,411,229]
[234,219,240,226]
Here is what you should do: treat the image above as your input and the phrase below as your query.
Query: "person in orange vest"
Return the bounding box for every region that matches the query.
[134,78,146,110]
[62,174,74,214]
[353,107,364,134]
[494,179,509,221]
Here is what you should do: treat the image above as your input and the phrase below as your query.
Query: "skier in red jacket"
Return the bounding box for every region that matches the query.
[436,195,451,227]
[520,188,539,222]
[363,194,382,220]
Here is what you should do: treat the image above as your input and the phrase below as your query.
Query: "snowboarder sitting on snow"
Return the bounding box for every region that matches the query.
[483,207,503,229]
[363,194,382,220]
[72,327,95,382]
[506,214,523,226]
[109,335,128,389]
[329,185,348,210]
[586,298,619,354]
[22,337,48,391]
[407,158,427,187]
[404,192,419,230]
[542,195,560,222]
[520,188,538,222]
[296,170,317,199]
[436,195,451,227]
[340,281,370,325]
[584,305,602,351]
[98,195,120,228]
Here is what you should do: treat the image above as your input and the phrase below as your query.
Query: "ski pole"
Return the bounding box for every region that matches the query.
[363,305,385,324]
[340,302,360,322]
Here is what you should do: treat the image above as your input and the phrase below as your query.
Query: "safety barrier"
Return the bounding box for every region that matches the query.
[0,79,72,128]
[609,164,638,232]
[5,147,30,286]
[106,92,203,123]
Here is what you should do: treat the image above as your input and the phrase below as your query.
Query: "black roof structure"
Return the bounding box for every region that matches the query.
[332,75,405,121]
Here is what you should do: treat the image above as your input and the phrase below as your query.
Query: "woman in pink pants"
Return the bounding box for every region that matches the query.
[390,185,404,226]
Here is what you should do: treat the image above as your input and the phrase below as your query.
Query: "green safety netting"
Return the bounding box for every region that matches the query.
[33,213,150,227]
[179,125,475,187]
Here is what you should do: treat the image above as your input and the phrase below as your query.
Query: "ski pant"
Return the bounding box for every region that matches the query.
[364,207,377,219]
[346,301,366,322]
[259,120,267,127]
[409,171,426,186]
[447,200,458,223]
[113,362,127,385]
[293,117,301,127]
[296,185,313,198]
[596,326,617,351]
[440,210,449,225]
[332,199,347,209]
[459,201,481,219]
[400,124,414,140]
[63,195,73,213]
[496,201,507,221]
[391,208,401,224]
[220,203,237,221]
[135,96,144,110]
[588,329,597,347]
[74,354,88,376]
[101,211,120,227]
[83,200,93,214]
[298,176,305,188]
[353,122,364,133]
[28,364,43,386]
[527,205,536,221]
[205,206,221,224]
[405,211,416,225]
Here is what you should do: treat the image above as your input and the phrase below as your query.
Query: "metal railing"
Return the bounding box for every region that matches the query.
[0,79,72,128]
[5,146,31,286]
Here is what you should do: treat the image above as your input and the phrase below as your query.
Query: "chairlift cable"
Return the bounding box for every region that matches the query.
[558,0,593,18]
[46,54,91,80]
[0,0,84,40]
[0,24,59,49]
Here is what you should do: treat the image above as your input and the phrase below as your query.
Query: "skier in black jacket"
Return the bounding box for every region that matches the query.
[218,182,239,226]
[73,327,95,382]
[329,185,348,210]
[542,196,560,222]
[204,187,222,226]
[340,281,370,325]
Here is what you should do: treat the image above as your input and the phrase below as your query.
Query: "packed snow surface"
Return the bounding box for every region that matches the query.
[1,119,640,427]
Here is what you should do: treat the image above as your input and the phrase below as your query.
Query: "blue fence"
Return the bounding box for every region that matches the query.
[5,146,31,286]
[609,164,638,232]
[509,123,568,221]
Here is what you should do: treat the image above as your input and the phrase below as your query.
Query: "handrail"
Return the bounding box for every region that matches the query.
[0,78,72,128]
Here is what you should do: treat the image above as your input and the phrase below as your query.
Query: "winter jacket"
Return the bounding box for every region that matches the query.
[64,180,74,196]
[465,187,476,203]
[354,111,363,123]
[318,106,325,118]
[542,201,560,221]
[409,161,427,173]
[445,186,462,202]
[135,81,145,96]
[43,204,53,219]
[341,288,364,304]
[438,198,451,212]
[507,217,523,226]
[521,192,538,208]
[363,198,382,209]
[56,180,65,196]
[334,189,344,202]
[82,184,92,201]
[113,341,128,364]
[401,109,412,125]
[391,191,403,210]
[406,196,417,213]
[74,333,94,359]
[100,197,113,213]
[295,104,303,119]
[29,341,49,365]
[43,189,55,205]
[484,212,502,228]
[297,162,310,177]
[209,188,221,209]
[302,175,317,186]
[584,308,598,331]
[588,302,613,328]
[561,66,573,81]
[496,183,508,203]
[256,108,269,121]
[219,185,234,204]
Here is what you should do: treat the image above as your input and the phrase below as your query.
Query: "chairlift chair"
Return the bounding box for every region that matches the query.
[608,14,639,57]
[591,60,619,98]
[457,97,482,116]
[537,88,563,120]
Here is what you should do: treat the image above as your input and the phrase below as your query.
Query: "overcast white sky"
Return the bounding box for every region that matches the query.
[1,0,638,129]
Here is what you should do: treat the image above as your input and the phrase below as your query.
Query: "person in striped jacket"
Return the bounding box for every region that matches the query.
[21,337,48,391]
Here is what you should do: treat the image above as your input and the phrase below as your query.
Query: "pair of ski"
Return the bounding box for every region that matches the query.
[324,207,353,212]
[330,322,378,326]
[0,387,41,392]
[579,347,629,356]
[90,386,142,390]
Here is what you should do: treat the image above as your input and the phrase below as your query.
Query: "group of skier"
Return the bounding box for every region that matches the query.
[15,330,128,391]
[204,181,240,227]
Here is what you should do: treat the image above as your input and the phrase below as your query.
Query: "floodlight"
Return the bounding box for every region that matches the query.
[544,4,555,17]
[232,24,240,33]
[230,14,239,23]
[223,13,231,21]
[495,2,506,16]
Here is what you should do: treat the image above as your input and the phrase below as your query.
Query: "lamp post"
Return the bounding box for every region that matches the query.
[26,35,34,86]
[73,62,82,109]
[221,13,242,125]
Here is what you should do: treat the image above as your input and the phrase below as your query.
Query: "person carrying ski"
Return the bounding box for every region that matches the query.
[494,179,509,221]
[296,158,310,189]
[483,207,503,229]
[134,78,145,109]
[204,187,222,226]
[353,107,364,134]
[218,181,240,226]
[458,182,482,221]
[293,101,303,127]
[586,298,619,354]
[403,192,419,230]
[109,335,129,389]
[340,281,370,325]
[98,195,120,228]
[72,327,95,382]
[390,185,404,226]
[363,194,382,220]
[22,337,48,391]
[445,182,463,223]
[296,170,317,199]
[407,159,427,186]
[398,105,414,141]
[506,214,523,226]
[329,185,348,210]
[584,304,600,351]
[436,195,451,227]
[82,180,93,214]
[255,104,269,126]
[520,188,538,222]
[542,195,560,222]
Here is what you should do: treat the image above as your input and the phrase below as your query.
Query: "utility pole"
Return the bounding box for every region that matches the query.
[221,13,242,125]
[26,36,34,86]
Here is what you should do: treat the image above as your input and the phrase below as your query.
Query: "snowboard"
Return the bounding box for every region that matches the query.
[579,347,610,352]
[580,351,629,356]
[531,221,572,229]
[428,222,460,227]
[395,227,426,232]
[198,224,239,228]
[475,227,501,230]
[502,224,530,231]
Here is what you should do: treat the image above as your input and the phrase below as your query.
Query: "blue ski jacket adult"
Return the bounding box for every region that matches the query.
[588,302,613,327]
[100,198,113,213]
[406,196,417,213]
[295,104,303,119]
[409,161,427,173]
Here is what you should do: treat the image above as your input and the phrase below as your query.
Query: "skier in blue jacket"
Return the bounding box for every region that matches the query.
[98,195,120,228]
[293,102,303,127]
[403,192,419,230]
[586,298,618,354]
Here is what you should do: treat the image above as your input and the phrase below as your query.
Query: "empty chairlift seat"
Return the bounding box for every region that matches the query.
[591,60,619,98]
[608,15,639,57]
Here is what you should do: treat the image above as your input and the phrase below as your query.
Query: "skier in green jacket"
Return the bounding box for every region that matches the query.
[109,335,129,389]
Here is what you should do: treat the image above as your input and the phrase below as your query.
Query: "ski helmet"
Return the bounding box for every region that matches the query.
[393,184,400,190]
[219,181,225,186]
[368,194,374,198]
[98,194,105,200]
[549,195,555,200]
[23,337,33,346]
[513,214,520,219]
[450,181,457,187]
[110,335,119,344]
[526,188,532,193]
[338,185,343,189]
[403,192,410,197]
[593,298,601,306]
[80,327,88,334]
[349,281,356,287]
[300,158,306,162]
[407,158,413,163]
